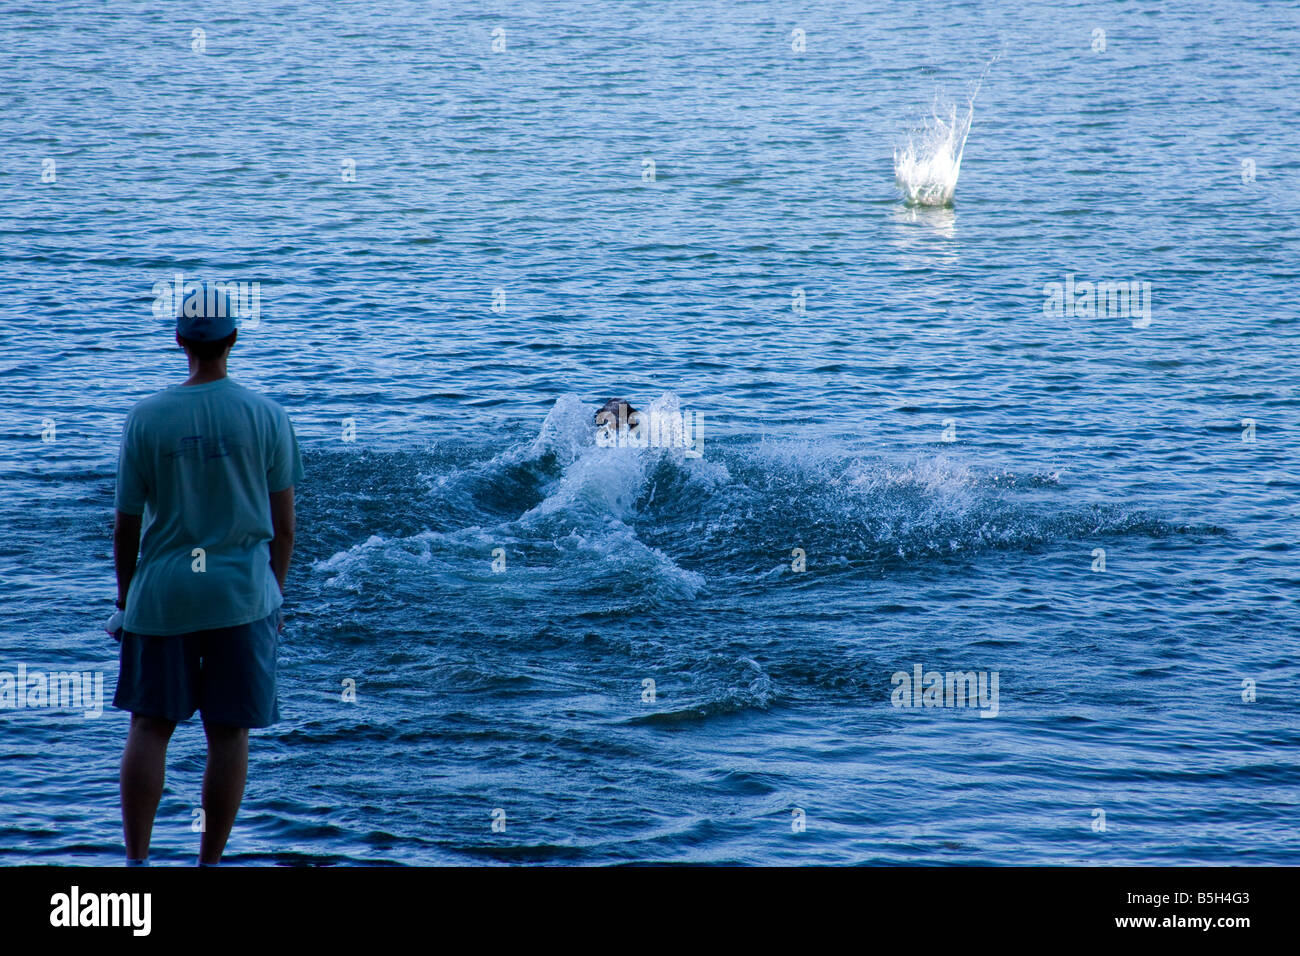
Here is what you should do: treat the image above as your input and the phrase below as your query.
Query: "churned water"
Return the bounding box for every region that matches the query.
[1,0,1298,865]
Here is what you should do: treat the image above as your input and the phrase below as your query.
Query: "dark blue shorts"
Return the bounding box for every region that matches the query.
[112,609,281,728]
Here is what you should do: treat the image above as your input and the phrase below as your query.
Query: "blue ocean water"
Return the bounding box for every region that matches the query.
[1,0,1298,865]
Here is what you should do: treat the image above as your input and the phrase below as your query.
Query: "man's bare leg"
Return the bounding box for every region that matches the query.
[199,721,249,864]
[121,714,177,861]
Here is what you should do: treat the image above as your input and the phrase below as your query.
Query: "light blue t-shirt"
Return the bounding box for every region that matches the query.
[115,377,304,636]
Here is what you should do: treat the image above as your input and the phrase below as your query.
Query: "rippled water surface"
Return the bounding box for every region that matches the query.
[1,0,1298,865]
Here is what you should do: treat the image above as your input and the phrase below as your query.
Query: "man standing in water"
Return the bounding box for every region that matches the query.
[110,283,302,865]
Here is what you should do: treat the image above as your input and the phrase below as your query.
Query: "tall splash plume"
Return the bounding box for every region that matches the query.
[893,99,974,206]
[893,53,999,207]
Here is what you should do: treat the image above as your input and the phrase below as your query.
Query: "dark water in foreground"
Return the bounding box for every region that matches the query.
[1,1,1298,864]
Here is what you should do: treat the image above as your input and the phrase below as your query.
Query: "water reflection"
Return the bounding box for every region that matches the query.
[892,203,957,238]
[888,204,959,270]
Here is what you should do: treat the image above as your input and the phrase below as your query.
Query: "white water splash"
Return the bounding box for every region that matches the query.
[893,54,999,207]
[893,99,974,207]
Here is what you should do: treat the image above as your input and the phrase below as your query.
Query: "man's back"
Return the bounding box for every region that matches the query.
[116,377,302,636]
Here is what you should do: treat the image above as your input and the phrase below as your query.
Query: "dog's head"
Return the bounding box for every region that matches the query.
[595,398,640,431]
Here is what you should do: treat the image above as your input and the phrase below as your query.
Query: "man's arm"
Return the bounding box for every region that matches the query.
[113,510,143,607]
[269,486,296,595]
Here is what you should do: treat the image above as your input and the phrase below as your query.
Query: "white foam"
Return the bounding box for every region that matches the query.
[528,393,596,466]
[316,393,715,600]
[523,391,724,522]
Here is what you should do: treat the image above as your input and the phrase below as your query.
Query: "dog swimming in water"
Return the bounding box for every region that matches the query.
[592,396,703,457]
[594,398,640,436]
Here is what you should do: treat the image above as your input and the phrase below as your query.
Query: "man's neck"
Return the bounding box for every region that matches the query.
[183,361,228,386]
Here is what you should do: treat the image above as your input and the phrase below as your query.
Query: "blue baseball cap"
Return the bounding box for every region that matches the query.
[175,283,238,340]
